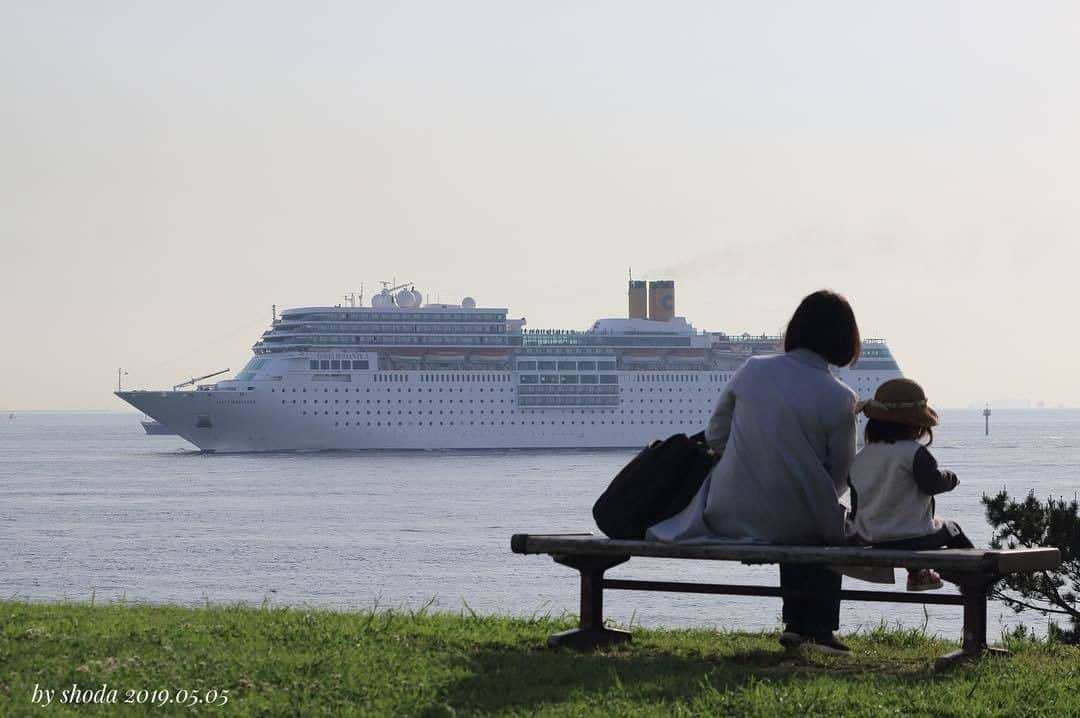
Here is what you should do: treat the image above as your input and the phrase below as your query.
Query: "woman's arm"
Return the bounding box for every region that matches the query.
[706,362,751,451]
[823,401,857,497]
[705,382,736,452]
[813,405,856,545]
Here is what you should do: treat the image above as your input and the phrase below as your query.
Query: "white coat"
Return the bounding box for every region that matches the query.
[647,349,857,545]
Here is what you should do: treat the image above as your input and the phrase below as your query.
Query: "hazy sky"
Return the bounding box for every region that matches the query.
[2,1,1077,410]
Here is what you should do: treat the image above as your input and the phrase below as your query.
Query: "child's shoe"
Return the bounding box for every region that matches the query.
[906,568,943,591]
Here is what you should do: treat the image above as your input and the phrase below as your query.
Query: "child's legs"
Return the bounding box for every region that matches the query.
[874,521,973,551]
[939,520,974,549]
[874,522,973,576]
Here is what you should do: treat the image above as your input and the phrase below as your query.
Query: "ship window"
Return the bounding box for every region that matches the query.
[331,360,341,370]
[320,360,330,370]
[519,375,537,384]
[539,374,558,384]
[309,360,319,370]
[538,361,556,371]
[598,361,616,370]
[580,375,598,384]
[557,361,575,370]
[560,375,579,384]
[599,375,617,384]
[517,361,536,371]
[577,361,596,371]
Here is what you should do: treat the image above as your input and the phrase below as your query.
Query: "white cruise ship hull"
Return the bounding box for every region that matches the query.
[116,363,898,453]
[116,280,902,452]
[116,383,712,452]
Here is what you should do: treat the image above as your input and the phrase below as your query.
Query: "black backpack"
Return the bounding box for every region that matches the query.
[592,431,719,540]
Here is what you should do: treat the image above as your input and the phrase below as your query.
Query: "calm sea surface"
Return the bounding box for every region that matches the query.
[2,410,1077,641]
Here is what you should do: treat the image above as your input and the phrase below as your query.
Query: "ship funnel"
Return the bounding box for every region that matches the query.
[648,280,675,321]
[628,280,647,319]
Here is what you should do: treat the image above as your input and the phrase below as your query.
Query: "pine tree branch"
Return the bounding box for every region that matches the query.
[991,590,1075,616]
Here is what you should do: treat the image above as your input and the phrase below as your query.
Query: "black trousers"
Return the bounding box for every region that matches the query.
[779,563,842,637]
[873,520,974,551]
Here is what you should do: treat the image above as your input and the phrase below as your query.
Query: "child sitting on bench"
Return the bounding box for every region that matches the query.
[848,378,973,591]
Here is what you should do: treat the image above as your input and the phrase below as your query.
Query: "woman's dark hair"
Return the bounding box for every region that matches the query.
[864,419,933,446]
[783,290,861,367]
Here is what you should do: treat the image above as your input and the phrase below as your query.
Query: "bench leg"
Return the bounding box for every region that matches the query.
[548,554,631,650]
[936,573,1010,669]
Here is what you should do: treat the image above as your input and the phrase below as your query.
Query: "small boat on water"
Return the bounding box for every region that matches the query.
[141,419,176,435]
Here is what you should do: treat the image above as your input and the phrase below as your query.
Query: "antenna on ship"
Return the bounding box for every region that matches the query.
[272,303,277,321]
[984,403,992,436]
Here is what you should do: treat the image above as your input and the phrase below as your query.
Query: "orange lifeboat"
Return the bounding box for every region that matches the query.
[666,349,706,364]
[427,350,466,362]
[469,350,512,362]
[621,350,662,364]
[389,349,424,362]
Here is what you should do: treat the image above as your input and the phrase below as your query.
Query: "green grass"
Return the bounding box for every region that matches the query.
[2,601,1078,717]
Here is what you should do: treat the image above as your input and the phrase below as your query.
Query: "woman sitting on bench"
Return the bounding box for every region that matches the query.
[647,289,860,654]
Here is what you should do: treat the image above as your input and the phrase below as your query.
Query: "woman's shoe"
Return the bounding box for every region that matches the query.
[779,630,803,649]
[805,633,851,655]
[907,569,943,591]
[779,631,851,655]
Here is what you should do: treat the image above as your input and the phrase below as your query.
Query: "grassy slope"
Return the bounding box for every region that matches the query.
[1,601,1078,717]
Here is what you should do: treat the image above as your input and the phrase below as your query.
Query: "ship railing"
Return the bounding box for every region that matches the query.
[522,333,691,348]
[517,395,620,407]
[517,385,619,395]
[707,333,887,345]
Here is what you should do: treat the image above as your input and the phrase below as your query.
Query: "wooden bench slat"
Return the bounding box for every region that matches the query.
[603,578,968,605]
[511,534,1061,573]
[991,547,1063,574]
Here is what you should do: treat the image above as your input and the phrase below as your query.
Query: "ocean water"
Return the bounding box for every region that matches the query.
[1,409,1077,642]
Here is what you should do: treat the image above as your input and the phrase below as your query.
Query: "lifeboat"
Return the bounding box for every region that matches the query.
[666,349,707,364]
[427,351,466,362]
[389,349,424,362]
[712,343,754,357]
[621,350,662,364]
[469,350,512,362]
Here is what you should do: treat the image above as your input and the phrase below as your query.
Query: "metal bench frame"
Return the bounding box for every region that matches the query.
[511,533,1061,667]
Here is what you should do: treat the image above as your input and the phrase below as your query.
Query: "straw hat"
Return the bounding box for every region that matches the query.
[859,378,939,428]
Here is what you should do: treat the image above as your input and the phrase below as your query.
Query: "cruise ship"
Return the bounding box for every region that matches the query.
[115,280,903,452]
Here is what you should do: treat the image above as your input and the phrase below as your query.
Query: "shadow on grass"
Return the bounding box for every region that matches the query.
[432,641,944,714]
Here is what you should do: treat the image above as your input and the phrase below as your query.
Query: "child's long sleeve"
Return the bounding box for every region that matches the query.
[912,446,959,494]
